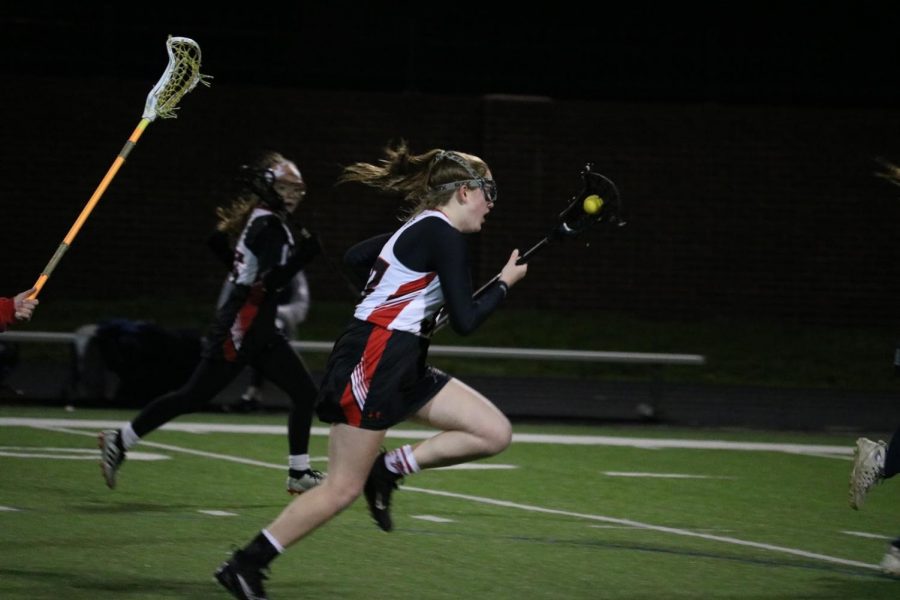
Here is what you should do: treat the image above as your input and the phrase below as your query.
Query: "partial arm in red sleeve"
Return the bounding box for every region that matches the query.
[0,297,15,332]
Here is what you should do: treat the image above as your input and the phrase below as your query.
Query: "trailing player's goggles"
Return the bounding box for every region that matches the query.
[272,180,307,199]
[430,150,498,203]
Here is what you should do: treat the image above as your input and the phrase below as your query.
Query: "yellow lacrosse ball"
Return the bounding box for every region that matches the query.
[583,194,603,214]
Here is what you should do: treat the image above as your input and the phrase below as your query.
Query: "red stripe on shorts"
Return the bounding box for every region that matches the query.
[339,326,393,426]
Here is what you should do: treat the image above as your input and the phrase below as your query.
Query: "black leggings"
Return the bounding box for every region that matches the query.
[130,339,318,455]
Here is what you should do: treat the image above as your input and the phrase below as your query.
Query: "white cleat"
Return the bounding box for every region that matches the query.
[880,543,900,577]
[848,437,886,510]
[286,469,325,495]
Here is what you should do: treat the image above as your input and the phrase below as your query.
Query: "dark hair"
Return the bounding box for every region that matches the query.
[216,151,288,237]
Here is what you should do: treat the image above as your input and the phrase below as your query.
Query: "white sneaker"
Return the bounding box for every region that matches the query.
[286,469,325,495]
[880,543,900,577]
[848,437,886,510]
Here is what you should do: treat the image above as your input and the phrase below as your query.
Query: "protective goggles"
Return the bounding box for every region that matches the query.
[431,178,497,203]
[272,180,307,199]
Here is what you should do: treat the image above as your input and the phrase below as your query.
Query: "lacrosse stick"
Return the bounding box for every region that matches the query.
[430,162,624,333]
[29,36,211,299]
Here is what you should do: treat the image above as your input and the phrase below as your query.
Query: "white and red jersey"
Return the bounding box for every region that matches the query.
[206,207,299,361]
[354,210,449,335]
[232,207,295,285]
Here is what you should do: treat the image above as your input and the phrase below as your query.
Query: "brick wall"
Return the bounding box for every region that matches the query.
[2,76,899,325]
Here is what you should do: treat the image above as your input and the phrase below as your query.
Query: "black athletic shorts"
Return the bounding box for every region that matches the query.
[315,318,450,430]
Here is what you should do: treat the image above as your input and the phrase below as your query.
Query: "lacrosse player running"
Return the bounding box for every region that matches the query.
[847,160,900,577]
[215,142,527,599]
[99,151,324,496]
[849,428,900,575]
[0,289,38,331]
[207,232,313,414]
[232,271,311,412]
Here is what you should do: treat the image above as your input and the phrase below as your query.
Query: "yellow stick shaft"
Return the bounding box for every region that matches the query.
[31,118,151,298]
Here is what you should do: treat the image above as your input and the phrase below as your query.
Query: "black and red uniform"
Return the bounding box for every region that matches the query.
[129,207,320,452]
[316,209,507,430]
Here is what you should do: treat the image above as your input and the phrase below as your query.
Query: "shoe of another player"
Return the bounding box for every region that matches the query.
[848,437,887,510]
[224,396,263,414]
[98,429,126,489]
[286,468,325,495]
[881,541,900,577]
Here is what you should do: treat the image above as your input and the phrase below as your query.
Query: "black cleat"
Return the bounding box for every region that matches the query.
[214,555,269,600]
[363,451,401,532]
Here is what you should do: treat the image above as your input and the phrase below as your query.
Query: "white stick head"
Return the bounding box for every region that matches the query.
[142,36,211,121]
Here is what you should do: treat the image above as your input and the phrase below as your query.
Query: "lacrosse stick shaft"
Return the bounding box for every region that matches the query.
[30,119,150,298]
[433,166,622,334]
[432,235,551,332]
[470,236,550,298]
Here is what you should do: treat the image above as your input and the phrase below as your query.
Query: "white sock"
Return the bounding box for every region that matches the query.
[289,454,310,471]
[261,529,285,553]
[384,444,420,476]
[120,423,140,451]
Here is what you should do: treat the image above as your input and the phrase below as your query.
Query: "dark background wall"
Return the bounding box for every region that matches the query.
[2,4,900,327]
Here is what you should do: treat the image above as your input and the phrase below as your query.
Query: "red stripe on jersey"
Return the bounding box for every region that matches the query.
[339,326,393,426]
[223,339,238,362]
[366,273,437,328]
[367,299,412,328]
[387,273,436,301]
[224,283,265,361]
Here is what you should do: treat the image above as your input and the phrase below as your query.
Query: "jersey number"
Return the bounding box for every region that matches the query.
[363,258,389,297]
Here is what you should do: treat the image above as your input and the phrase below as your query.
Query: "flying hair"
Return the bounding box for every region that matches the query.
[338,141,489,219]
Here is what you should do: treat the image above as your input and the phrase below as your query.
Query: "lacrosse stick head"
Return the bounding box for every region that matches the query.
[551,163,624,239]
[142,36,211,121]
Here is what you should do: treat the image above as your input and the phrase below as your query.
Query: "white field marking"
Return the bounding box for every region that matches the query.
[402,485,880,571]
[5,419,879,571]
[603,471,734,479]
[842,531,894,541]
[0,506,21,512]
[30,426,291,471]
[433,463,517,470]
[412,515,455,523]
[0,446,169,461]
[0,418,854,457]
[590,524,734,534]
[199,510,237,517]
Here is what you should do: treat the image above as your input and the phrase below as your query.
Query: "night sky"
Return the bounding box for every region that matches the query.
[4,3,900,107]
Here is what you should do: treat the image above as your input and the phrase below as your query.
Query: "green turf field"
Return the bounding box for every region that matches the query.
[1,405,898,599]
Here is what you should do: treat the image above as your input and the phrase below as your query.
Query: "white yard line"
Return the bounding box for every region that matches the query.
[1,417,878,571]
[403,485,880,571]
[0,418,853,456]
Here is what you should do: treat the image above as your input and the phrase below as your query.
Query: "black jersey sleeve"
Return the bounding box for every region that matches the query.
[206,230,233,268]
[343,233,392,289]
[265,231,322,289]
[242,215,321,289]
[395,218,506,336]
